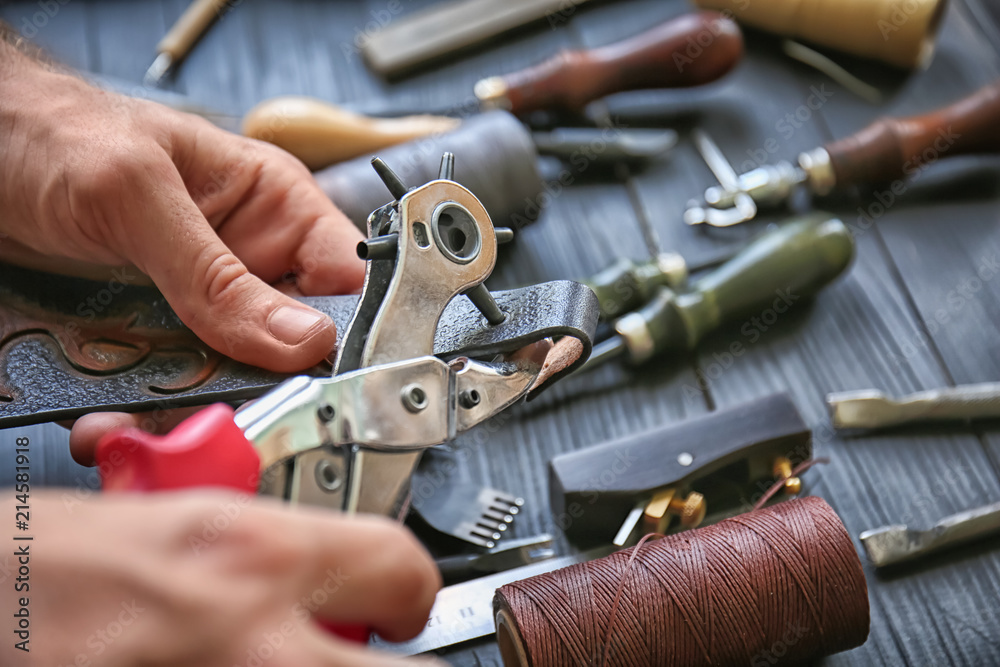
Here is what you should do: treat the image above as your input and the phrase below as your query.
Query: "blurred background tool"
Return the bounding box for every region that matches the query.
[582,252,689,320]
[861,502,1000,568]
[435,534,556,584]
[363,0,595,77]
[548,393,811,545]
[312,111,544,231]
[828,382,1000,429]
[693,0,947,69]
[242,97,462,170]
[143,0,231,87]
[582,213,855,371]
[686,80,1000,227]
[580,248,741,320]
[242,97,679,170]
[373,547,616,655]
[412,481,525,549]
[473,11,743,115]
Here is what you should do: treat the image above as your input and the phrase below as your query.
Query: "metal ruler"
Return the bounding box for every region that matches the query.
[371,546,614,655]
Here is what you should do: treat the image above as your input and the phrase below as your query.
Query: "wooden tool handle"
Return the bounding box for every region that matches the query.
[242,97,460,170]
[662,214,854,351]
[157,0,230,58]
[495,11,743,115]
[825,80,1000,187]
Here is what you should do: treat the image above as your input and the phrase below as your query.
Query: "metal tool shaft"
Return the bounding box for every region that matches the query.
[828,382,1000,429]
[861,502,1000,567]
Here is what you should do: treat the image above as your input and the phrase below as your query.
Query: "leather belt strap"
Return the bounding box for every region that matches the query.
[0,268,597,428]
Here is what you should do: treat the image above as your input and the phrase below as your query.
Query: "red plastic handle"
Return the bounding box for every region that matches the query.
[97,404,260,492]
[96,404,370,643]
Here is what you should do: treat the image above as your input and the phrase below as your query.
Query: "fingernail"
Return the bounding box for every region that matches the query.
[267,306,330,345]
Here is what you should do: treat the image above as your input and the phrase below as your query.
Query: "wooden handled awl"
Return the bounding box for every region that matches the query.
[475,11,744,116]
[243,97,678,171]
[144,0,231,87]
[242,97,461,170]
[689,80,1000,225]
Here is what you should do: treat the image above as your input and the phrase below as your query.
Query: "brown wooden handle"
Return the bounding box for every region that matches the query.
[825,80,1000,187]
[157,0,229,59]
[498,11,743,115]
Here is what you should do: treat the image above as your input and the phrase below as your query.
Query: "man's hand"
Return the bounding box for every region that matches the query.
[1,492,441,666]
[0,47,365,373]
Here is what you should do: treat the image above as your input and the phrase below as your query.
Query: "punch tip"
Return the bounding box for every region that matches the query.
[143,52,173,88]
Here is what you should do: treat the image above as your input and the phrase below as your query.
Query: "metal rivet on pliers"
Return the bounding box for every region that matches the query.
[459,389,481,409]
[401,384,429,413]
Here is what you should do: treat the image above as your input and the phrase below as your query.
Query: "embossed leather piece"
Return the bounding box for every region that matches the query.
[0,266,597,428]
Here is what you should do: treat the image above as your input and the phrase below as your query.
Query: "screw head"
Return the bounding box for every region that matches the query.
[316,403,336,423]
[669,492,707,528]
[401,384,428,413]
[314,459,342,493]
[459,389,481,409]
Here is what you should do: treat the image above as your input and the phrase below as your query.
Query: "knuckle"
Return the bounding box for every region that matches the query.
[367,521,440,609]
[199,251,253,306]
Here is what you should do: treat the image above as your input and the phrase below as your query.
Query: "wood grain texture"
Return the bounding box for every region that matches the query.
[1,0,999,665]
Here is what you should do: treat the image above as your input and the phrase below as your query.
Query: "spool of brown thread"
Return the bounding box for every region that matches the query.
[313,110,543,232]
[494,497,869,667]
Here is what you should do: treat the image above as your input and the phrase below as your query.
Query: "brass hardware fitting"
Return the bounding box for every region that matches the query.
[772,456,802,495]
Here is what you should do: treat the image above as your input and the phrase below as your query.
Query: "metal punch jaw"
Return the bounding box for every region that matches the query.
[244,154,540,518]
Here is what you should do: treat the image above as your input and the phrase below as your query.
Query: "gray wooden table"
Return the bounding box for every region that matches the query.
[2,0,1000,664]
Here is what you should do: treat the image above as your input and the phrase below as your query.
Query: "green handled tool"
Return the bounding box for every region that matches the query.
[584,213,855,370]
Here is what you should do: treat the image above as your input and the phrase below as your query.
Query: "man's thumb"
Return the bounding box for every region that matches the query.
[152,238,336,373]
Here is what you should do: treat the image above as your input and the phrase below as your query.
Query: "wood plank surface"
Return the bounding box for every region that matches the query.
[1,0,999,664]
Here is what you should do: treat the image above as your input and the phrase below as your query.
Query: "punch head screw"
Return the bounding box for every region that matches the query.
[772,456,802,495]
[667,491,707,528]
[494,227,515,244]
[438,152,455,181]
[371,157,409,200]
[357,233,399,260]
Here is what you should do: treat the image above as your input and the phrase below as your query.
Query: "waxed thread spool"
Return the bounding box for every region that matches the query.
[493,496,870,667]
[693,0,948,69]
